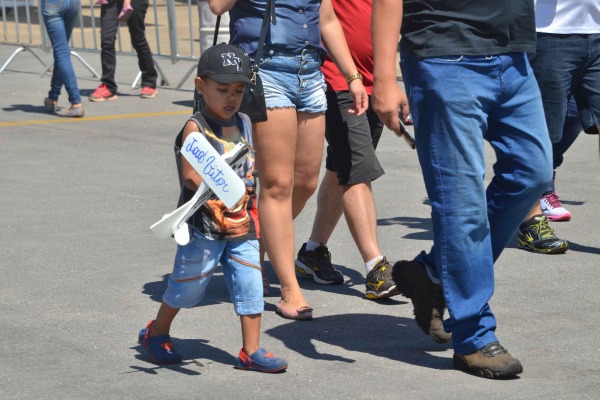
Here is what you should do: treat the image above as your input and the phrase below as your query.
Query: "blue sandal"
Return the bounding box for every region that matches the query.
[138,320,182,364]
[234,348,288,373]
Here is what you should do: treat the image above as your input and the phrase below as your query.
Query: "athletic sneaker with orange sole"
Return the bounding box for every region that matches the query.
[89,84,117,102]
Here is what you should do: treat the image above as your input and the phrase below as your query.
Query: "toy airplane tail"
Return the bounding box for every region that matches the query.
[149,184,209,240]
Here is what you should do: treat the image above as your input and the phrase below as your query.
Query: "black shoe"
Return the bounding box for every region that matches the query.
[517,215,568,254]
[392,259,451,343]
[295,243,344,285]
[453,342,523,379]
[365,258,400,300]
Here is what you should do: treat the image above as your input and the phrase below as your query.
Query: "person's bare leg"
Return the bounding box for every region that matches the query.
[240,314,261,356]
[150,302,180,337]
[253,108,309,312]
[523,201,543,220]
[292,112,326,219]
[309,169,382,267]
[308,169,344,244]
[342,181,382,263]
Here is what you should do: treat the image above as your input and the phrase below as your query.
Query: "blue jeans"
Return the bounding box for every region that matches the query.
[530,33,600,141]
[162,238,264,316]
[547,98,582,192]
[400,50,552,354]
[41,0,81,105]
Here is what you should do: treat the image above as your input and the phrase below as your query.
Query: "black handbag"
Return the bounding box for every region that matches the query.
[194,0,274,123]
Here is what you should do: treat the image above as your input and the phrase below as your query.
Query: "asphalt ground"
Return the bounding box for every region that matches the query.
[1,44,599,400]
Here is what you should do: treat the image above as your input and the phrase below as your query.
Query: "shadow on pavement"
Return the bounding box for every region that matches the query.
[265,313,452,370]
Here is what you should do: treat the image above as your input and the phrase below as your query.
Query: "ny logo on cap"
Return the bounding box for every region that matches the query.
[220,52,242,72]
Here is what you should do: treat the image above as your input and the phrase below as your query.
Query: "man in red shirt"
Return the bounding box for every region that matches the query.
[296,0,427,304]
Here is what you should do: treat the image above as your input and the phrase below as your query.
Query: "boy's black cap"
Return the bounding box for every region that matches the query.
[197,43,252,84]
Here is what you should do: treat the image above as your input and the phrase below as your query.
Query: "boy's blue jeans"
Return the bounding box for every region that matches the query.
[163,238,264,316]
[400,50,552,354]
[41,0,82,105]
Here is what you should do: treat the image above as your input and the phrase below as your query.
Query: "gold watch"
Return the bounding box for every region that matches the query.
[346,73,363,84]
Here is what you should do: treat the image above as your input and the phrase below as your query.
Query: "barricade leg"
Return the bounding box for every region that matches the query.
[0,45,47,74]
[175,63,196,89]
[131,58,169,88]
[39,50,100,78]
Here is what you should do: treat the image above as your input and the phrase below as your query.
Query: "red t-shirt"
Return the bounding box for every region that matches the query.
[321,0,374,94]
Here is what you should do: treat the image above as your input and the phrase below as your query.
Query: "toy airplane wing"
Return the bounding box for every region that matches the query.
[150,138,250,245]
[180,132,248,208]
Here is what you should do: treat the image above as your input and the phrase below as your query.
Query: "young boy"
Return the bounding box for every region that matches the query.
[138,43,287,373]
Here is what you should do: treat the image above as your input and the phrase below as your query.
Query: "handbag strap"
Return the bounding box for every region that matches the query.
[212,0,274,64]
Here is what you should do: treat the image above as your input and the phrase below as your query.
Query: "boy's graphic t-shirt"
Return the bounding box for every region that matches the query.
[175,112,258,241]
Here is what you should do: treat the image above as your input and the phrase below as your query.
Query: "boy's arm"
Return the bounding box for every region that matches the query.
[181,120,205,191]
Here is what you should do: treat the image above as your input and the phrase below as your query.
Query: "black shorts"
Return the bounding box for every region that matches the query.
[324,91,385,185]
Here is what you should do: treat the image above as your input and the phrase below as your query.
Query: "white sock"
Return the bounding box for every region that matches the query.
[365,256,384,273]
[306,239,322,252]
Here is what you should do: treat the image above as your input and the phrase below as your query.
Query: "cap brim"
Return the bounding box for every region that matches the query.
[209,73,252,84]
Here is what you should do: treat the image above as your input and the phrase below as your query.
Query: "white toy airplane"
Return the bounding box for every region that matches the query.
[150,132,250,245]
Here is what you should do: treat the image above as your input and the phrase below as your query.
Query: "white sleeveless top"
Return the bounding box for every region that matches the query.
[535,0,600,34]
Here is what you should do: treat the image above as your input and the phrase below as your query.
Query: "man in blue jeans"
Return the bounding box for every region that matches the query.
[372,0,552,379]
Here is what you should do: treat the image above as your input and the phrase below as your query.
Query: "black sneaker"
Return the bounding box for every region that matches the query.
[517,215,568,254]
[392,259,451,343]
[453,342,523,379]
[295,243,344,285]
[365,258,400,300]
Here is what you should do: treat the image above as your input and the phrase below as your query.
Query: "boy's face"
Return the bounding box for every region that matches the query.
[195,77,246,121]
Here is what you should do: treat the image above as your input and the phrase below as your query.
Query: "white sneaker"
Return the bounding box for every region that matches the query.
[540,192,571,221]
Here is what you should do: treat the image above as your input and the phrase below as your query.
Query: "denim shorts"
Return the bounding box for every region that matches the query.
[162,238,264,316]
[258,49,327,113]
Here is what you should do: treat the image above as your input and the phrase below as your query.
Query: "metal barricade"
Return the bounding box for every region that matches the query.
[0,0,227,89]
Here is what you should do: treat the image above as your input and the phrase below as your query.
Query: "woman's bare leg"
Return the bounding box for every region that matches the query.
[253,108,308,311]
[292,112,326,218]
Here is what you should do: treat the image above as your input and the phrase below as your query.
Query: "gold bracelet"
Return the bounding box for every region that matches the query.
[346,73,363,84]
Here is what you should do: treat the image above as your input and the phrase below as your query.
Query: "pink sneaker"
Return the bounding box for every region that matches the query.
[540,191,571,221]
[140,86,157,98]
[118,5,134,22]
[89,84,117,102]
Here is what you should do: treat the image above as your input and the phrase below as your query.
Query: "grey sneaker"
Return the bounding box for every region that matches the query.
[44,98,57,113]
[56,105,84,118]
[453,342,523,379]
[365,258,400,300]
[392,259,451,343]
[295,243,344,285]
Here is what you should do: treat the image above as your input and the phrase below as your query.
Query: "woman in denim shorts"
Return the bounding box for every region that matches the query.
[209,0,368,319]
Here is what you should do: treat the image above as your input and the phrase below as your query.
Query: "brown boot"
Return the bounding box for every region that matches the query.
[429,305,451,343]
[392,259,451,343]
[453,342,523,379]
